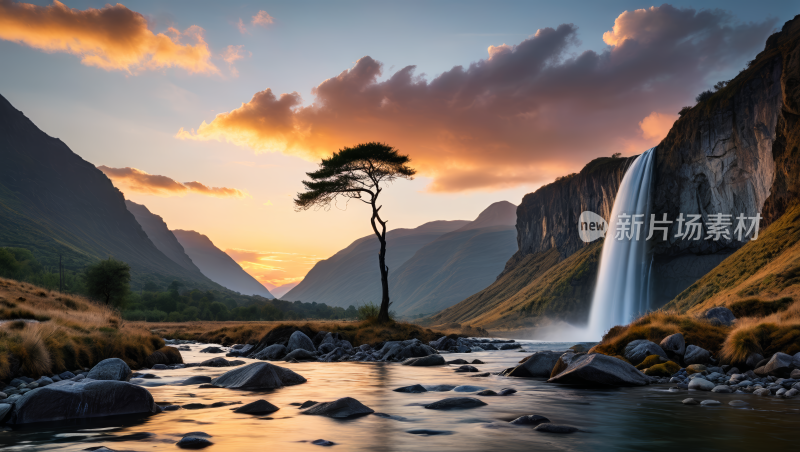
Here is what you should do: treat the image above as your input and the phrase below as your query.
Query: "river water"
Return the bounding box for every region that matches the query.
[1,341,797,451]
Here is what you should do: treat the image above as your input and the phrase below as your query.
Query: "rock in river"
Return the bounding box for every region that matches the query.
[547,354,649,386]
[287,331,316,353]
[763,352,799,378]
[232,399,279,414]
[176,436,213,449]
[300,397,374,418]
[7,379,158,424]
[424,397,487,410]
[251,344,287,361]
[660,333,686,357]
[284,349,317,362]
[211,362,306,390]
[393,384,427,393]
[624,340,668,365]
[507,351,562,377]
[86,358,132,382]
[510,414,550,426]
[534,424,580,433]
[684,345,712,366]
[402,355,445,366]
[688,378,715,391]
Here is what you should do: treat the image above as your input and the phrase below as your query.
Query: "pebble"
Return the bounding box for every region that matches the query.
[700,400,721,406]
[311,439,335,446]
[682,398,699,405]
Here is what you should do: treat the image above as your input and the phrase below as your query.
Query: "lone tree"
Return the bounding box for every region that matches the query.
[84,257,131,306]
[295,142,416,323]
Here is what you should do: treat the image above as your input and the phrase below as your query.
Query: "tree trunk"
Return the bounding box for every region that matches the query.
[377,233,391,323]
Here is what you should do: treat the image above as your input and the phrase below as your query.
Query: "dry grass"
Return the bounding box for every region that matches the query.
[720,299,800,363]
[591,310,730,358]
[0,277,165,379]
[144,318,448,347]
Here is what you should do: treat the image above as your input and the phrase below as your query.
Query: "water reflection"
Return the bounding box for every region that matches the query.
[0,341,797,451]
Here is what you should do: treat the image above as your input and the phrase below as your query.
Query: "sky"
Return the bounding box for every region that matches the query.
[0,0,794,293]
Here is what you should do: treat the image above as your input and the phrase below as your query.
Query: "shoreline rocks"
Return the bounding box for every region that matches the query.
[547,354,650,386]
[211,363,307,390]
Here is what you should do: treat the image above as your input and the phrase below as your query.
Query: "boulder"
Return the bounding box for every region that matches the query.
[423,397,487,410]
[763,352,798,377]
[287,331,316,353]
[745,353,764,369]
[300,397,374,418]
[700,399,721,406]
[198,357,233,367]
[176,436,213,449]
[454,365,480,373]
[393,384,427,393]
[547,354,649,386]
[181,376,212,385]
[379,340,437,362]
[508,351,562,377]
[688,378,715,391]
[284,349,317,362]
[446,359,469,365]
[682,398,699,405]
[211,363,306,390]
[704,307,736,326]
[476,390,496,396]
[500,343,522,350]
[684,345,711,366]
[791,369,800,379]
[623,340,668,365]
[550,352,584,378]
[232,400,279,414]
[660,333,686,357]
[8,379,158,424]
[86,358,132,382]
[534,424,579,433]
[510,414,550,426]
[199,347,224,354]
[250,344,287,361]
[711,385,733,393]
[145,346,184,368]
[402,355,445,366]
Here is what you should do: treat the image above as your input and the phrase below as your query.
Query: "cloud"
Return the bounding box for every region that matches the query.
[251,11,274,27]
[639,112,677,141]
[237,18,247,34]
[97,166,246,198]
[176,5,776,192]
[221,44,249,77]
[226,248,317,288]
[0,0,219,74]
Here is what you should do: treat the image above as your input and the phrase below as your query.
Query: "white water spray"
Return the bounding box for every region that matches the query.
[586,148,656,340]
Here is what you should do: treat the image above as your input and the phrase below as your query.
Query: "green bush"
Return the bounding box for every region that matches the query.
[357,302,380,321]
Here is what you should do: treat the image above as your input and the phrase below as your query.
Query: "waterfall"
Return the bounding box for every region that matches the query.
[586,147,656,339]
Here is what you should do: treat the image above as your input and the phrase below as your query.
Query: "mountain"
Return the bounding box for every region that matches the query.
[172,230,273,298]
[430,15,800,330]
[285,201,518,315]
[124,200,202,275]
[0,93,216,289]
[283,220,470,306]
[269,283,299,299]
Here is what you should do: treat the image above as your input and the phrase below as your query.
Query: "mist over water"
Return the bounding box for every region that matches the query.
[586,148,656,340]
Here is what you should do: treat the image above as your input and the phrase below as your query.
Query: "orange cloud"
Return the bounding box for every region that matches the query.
[225,248,317,288]
[176,6,775,192]
[98,166,246,198]
[251,10,274,27]
[639,112,677,141]
[221,44,248,77]
[0,0,219,74]
[236,18,247,34]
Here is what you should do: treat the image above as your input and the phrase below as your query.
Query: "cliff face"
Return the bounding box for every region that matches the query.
[125,200,203,275]
[504,156,634,275]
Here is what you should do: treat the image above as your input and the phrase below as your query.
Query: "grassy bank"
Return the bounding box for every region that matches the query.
[144,318,453,347]
[0,277,165,380]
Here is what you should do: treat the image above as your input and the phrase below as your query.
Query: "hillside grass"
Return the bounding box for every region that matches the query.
[0,277,165,380]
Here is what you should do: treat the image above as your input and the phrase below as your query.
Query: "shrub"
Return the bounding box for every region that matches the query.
[635,354,667,370]
[644,361,681,377]
[695,90,714,103]
[678,106,692,116]
[729,297,793,318]
[357,302,380,321]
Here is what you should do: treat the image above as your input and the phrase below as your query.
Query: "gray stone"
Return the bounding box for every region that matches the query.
[498,388,517,396]
[423,397,487,410]
[476,390,497,396]
[232,399,279,414]
[176,436,213,449]
[211,362,307,390]
[547,354,649,386]
[500,343,521,350]
[300,397,374,418]
[711,385,732,393]
[534,424,579,433]
[8,379,158,424]
[0,403,11,421]
[624,340,669,365]
[684,345,712,366]
[181,376,212,385]
[729,400,748,407]
[785,388,799,397]
[776,388,787,396]
[393,384,427,393]
[284,349,317,362]
[199,346,224,354]
[660,333,686,357]
[58,371,76,380]
[454,365,480,373]
[287,331,316,353]
[791,369,800,379]
[452,385,485,392]
[402,355,445,366]
[753,388,771,396]
[704,307,736,326]
[688,378,715,391]
[35,377,54,387]
[198,357,233,367]
[510,414,550,426]
[682,398,699,405]
[250,344,287,361]
[508,351,563,377]
[763,352,797,377]
[746,353,764,369]
[700,399,721,406]
[311,439,336,446]
[447,359,469,365]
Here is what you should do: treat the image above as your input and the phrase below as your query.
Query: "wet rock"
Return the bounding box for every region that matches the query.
[8,380,158,424]
[534,424,579,433]
[424,397,487,410]
[300,397,374,418]
[176,436,213,449]
[298,400,319,409]
[250,344,287,361]
[754,388,771,396]
[498,388,517,396]
[211,362,307,390]
[684,345,712,366]
[59,371,76,380]
[471,359,485,364]
[711,385,732,393]
[729,400,748,407]
[311,439,336,446]
[547,354,649,386]
[406,429,453,436]
[508,351,563,377]
[763,352,798,378]
[682,398,699,405]
[393,384,427,393]
[510,414,550,425]
[181,376,212,385]
[431,336,456,350]
[660,333,686,357]
[35,376,54,387]
[379,339,438,362]
[182,401,240,410]
[199,347,224,354]
[284,349,318,362]
[791,369,800,379]
[686,364,707,374]
[624,340,669,365]
[199,357,234,367]
[152,364,168,370]
[550,352,583,378]
[232,400,279,414]
[287,331,316,353]
[700,399,721,406]
[402,355,445,366]
[454,365,480,373]
[746,353,764,369]
[785,388,799,397]
[447,359,469,365]
[453,385,485,392]
[162,405,180,411]
[688,378,715,391]
[425,385,456,392]
[704,307,736,326]
[500,343,522,350]
[468,372,491,378]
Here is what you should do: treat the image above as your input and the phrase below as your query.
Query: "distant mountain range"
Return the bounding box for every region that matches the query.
[173,230,273,298]
[0,93,215,289]
[284,201,518,316]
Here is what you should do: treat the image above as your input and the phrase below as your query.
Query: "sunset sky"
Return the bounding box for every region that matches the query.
[0,0,793,293]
